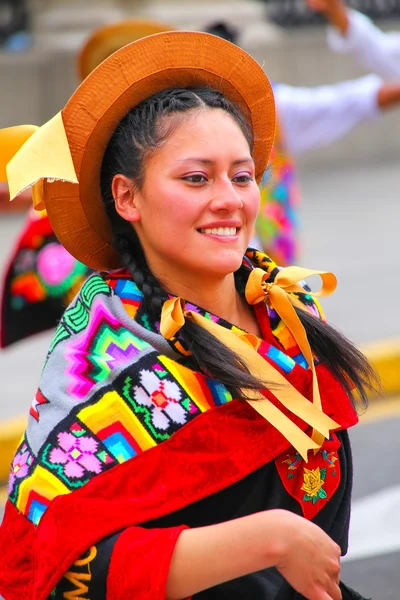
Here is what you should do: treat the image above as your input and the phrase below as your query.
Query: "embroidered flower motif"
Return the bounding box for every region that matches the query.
[49,432,102,478]
[8,444,33,494]
[301,467,327,504]
[133,369,187,431]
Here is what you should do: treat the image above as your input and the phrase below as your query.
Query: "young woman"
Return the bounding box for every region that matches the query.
[0,31,375,600]
[3,18,400,351]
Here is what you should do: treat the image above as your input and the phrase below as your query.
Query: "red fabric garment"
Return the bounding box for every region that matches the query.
[107,526,189,600]
[0,363,357,600]
[275,432,342,520]
[0,502,35,600]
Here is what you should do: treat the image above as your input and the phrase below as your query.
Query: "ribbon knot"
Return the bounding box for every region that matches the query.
[262,280,272,295]
[160,267,339,462]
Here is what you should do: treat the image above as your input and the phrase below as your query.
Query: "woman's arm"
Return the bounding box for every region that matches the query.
[51,510,341,600]
[167,509,342,600]
[274,75,382,155]
[306,0,400,79]
[306,0,349,34]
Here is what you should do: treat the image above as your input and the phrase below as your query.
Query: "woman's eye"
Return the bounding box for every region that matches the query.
[182,174,207,184]
[233,174,253,184]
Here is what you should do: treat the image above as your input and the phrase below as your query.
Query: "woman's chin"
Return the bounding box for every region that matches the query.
[196,254,244,278]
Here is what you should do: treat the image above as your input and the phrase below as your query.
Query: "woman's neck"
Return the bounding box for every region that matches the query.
[159,270,261,337]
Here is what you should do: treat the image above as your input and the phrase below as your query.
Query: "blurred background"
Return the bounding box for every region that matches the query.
[0,1,399,597]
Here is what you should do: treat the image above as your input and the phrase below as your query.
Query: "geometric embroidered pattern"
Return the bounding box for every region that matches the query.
[29,389,49,422]
[65,302,151,399]
[48,276,112,358]
[7,257,331,526]
[9,351,236,524]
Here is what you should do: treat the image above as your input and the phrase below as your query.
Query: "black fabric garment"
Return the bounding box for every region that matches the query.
[51,429,370,599]
[49,533,119,599]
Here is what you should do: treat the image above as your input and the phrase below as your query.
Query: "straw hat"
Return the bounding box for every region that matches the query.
[78,19,175,80]
[10,31,276,271]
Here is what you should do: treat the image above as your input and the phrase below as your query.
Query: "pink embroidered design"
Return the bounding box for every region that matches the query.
[49,432,102,478]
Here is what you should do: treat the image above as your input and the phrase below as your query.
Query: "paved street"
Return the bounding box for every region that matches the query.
[0,159,399,597]
[299,159,400,344]
[342,410,400,599]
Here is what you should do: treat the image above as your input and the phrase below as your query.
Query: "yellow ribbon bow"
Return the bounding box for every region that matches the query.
[246,266,337,447]
[160,291,339,462]
[0,113,78,211]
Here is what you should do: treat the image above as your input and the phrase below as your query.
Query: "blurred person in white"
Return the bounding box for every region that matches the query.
[306,0,400,79]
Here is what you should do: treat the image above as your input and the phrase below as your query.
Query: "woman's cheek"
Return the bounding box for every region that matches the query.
[247,188,261,222]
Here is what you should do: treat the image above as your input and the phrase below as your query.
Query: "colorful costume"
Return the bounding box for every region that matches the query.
[0,28,371,599]
[0,207,90,348]
[0,250,364,599]
[257,122,300,265]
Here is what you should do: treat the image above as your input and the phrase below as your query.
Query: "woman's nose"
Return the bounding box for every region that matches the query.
[209,179,243,212]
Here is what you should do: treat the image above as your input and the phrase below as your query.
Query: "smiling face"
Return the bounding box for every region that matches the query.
[114,108,260,287]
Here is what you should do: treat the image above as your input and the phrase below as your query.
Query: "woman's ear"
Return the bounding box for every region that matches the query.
[111,174,141,223]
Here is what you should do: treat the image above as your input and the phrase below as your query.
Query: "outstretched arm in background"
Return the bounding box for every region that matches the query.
[275,76,400,155]
[305,0,400,79]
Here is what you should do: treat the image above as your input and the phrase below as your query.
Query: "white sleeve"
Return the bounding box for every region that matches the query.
[327,9,400,79]
[274,75,382,156]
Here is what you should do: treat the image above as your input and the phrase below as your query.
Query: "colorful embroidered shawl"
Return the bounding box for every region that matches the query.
[0,250,357,600]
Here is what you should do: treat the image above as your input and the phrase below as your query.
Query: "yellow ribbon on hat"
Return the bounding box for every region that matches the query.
[160,294,339,462]
[246,266,337,447]
[0,124,39,182]
[0,124,43,209]
[0,112,78,211]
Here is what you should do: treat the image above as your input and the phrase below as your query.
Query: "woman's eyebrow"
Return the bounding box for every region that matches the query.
[175,157,254,165]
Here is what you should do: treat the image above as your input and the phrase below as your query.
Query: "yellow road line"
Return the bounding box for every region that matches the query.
[359,395,400,425]
[363,338,400,396]
[0,486,7,505]
[0,416,27,482]
[0,486,7,518]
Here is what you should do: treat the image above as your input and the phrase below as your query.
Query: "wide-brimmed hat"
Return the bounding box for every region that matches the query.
[78,19,175,80]
[7,31,276,271]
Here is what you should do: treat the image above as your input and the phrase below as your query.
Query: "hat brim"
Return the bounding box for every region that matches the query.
[45,31,276,271]
[78,20,175,80]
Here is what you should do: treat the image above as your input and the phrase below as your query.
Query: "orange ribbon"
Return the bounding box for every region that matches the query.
[160,292,339,462]
[246,266,337,447]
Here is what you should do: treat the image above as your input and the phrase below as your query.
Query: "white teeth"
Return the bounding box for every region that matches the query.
[199,227,238,237]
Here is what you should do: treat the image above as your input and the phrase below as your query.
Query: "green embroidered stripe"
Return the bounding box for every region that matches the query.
[48,324,70,356]
[63,299,89,334]
[81,277,111,308]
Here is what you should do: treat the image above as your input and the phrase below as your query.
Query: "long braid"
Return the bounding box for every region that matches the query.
[113,227,264,398]
[114,232,167,322]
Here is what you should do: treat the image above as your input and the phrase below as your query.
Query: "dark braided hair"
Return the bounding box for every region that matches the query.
[100,86,378,408]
